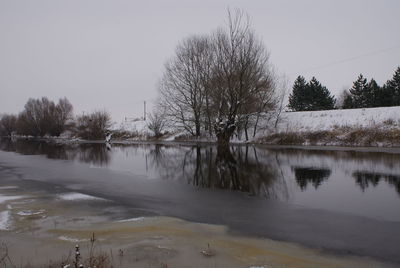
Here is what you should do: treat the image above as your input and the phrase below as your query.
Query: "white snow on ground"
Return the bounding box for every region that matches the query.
[58,193,105,201]
[274,106,400,133]
[114,119,150,135]
[0,210,11,230]
[112,106,400,141]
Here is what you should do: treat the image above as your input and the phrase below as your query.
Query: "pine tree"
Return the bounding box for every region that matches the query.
[307,77,336,111]
[288,76,308,111]
[365,78,380,107]
[288,76,335,111]
[377,85,395,107]
[343,94,354,109]
[349,74,368,108]
[384,66,400,106]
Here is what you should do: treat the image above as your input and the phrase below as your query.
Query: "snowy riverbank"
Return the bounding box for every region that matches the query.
[6,107,400,147]
[112,106,400,147]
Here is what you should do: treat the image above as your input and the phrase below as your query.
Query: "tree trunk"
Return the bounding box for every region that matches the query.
[244,116,249,141]
[195,120,201,137]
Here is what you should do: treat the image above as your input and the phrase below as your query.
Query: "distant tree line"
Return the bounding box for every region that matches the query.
[0,97,111,140]
[288,66,400,111]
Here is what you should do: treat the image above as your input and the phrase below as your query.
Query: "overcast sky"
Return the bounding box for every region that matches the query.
[1,0,399,121]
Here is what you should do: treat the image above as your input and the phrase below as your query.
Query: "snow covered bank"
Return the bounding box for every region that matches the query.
[256,106,400,147]
[275,106,400,133]
[8,106,400,147]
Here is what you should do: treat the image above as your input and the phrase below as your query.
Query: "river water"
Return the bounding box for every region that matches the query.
[0,139,399,264]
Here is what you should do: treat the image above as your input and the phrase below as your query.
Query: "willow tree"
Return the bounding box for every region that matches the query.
[160,35,214,137]
[159,9,277,146]
[211,9,276,146]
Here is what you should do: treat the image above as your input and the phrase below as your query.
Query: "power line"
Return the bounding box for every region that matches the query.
[292,44,400,75]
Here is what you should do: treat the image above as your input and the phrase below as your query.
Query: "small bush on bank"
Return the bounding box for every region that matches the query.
[75,111,112,140]
[0,114,17,136]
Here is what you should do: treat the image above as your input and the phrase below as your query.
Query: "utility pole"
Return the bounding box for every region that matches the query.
[144,100,146,121]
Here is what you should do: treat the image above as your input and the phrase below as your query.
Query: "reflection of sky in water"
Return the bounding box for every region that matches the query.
[1,139,400,221]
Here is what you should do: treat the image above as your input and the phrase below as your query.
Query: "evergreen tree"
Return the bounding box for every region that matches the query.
[384,66,400,106]
[307,77,336,111]
[365,78,380,107]
[288,76,308,111]
[288,76,335,111]
[377,85,395,107]
[342,94,354,109]
[349,74,368,108]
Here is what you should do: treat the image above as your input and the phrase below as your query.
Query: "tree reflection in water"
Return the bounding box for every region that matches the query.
[293,167,331,190]
[353,171,400,195]
[147,144,287,198]
[0,138,110,166]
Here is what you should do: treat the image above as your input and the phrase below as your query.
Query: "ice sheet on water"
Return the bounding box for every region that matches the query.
[0,210,11,230]
[58,192,105,201]
[58,236,88,242]
[117,217,145,222]
[0,194,24,204]
[0,186,18,190]
[17,209,45,216]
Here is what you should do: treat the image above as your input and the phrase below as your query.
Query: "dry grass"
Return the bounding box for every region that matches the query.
[260,132,305,145]
[111,130,147,140]
[259,127,400,147]
[52,233,112,268]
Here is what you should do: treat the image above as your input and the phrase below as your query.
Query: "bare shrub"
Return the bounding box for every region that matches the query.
[75,110,112,140]
[51,97,74,136]
[383,119,395,126]
[147,109,167,138]
[16,97,73,137]
[0,114,17,136]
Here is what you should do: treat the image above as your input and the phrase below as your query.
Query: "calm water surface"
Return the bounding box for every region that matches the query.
[2,139,400,263]
[1,139,399,221]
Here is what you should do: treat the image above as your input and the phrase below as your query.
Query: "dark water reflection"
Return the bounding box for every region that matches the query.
[0,139,110,166]
[353,171,400,193]
[147,145,277,196]
[1,138,400,221]
[293,167,331,190]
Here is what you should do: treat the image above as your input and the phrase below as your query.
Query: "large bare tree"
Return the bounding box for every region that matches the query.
[158,9,277,146]
[211,9,276,146]
[160,35,214,137]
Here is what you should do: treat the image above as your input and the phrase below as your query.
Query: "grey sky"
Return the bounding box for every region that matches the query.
[1,0,399,121]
